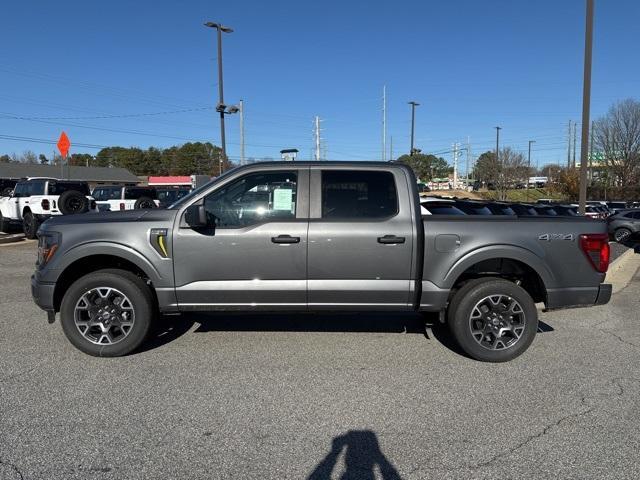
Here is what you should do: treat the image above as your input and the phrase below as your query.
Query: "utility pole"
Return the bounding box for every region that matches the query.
[579,0,594,214]
[204,21,234,163]
[466,137,471,189]
[408,101,420,155]
[588,120,594,181]
[314,116,321,161]
[239,99,245,165]
[572,121,577,168]
[382,85,387,161]
[495,126,501,165]
[527,140,536,201]
[567,120,572,168]
[390,135,393,162]
[452,143,459,190]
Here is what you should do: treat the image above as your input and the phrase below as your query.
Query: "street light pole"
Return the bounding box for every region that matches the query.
[578,0,594,214]
[408,101,420,155]
[205,21,233,166]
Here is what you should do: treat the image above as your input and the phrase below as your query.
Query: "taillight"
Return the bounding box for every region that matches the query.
[120,202,125,210]
[579,233,610,273]
[41,199,50,210]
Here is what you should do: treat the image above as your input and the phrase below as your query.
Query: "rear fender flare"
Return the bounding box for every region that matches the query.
[442,245,555,290]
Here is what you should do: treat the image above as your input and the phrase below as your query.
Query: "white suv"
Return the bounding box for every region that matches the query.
[92,185,159,212]
[0,178,97,238]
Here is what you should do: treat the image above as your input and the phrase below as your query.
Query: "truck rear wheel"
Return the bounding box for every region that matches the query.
[447,278,538,362]
[60,269,154,357]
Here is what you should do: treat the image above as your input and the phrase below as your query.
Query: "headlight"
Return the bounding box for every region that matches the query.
[37,232,61,267]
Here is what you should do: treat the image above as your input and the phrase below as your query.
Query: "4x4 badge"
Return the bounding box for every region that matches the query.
[538,233,575,242]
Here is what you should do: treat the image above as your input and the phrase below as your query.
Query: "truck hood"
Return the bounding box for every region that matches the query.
[41,208,178,228]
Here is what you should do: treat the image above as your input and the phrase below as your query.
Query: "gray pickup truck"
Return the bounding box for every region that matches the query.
[31,162,612,361]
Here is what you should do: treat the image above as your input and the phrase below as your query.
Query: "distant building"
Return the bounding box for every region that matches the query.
[0,163,139,189]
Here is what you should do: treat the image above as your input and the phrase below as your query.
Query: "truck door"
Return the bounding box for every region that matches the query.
[173,167,309,310]
[11,182,28,219]
[307,167,416,309]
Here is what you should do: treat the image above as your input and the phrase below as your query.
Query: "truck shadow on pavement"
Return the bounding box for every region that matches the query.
[140,311,554,358]
[307,430,403,480]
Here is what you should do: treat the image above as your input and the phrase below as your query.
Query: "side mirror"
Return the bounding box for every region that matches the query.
[184,201,208,228]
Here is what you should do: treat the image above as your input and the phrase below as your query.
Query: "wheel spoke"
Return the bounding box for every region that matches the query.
[468,294,527,352]
[74,286,135,346]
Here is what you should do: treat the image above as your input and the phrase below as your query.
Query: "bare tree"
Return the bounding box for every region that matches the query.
[594,99,640,185]
[496,147,528,200]
[21,150,38,164]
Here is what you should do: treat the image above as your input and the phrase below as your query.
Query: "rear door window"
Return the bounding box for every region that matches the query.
[321,170,398,219]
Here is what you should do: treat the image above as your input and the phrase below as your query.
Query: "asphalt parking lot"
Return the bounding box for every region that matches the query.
[1,242,639,480]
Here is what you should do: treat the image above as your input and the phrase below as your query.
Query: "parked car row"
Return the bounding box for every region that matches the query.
[0,177,196,237]
[419,197,581,218]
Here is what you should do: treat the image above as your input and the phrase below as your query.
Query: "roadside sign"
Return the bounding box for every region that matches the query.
[57,131,71,158]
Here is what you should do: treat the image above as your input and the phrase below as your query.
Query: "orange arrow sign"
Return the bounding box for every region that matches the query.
[57,131,71,158]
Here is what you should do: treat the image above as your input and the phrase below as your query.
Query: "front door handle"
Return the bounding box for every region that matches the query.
[377,235,405,244]
[271,235,300,244]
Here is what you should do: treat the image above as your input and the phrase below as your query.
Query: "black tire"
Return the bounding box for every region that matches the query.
[60,269,154,357]
[614,227,632,243]
[1,187,13,197]
[134,196,156,209]
[58,190,89,215]
[447,277,538,362]
[22,211,40,239]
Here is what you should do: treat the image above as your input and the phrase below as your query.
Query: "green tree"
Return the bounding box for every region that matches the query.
[69,153,93,167]
[396,153,450,181]
[472,151,499,184]
[38,154,48,165]
[0,154,11,163]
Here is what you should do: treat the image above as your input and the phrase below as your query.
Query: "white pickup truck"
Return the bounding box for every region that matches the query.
[91,185,159,212]
[0,178,97,238]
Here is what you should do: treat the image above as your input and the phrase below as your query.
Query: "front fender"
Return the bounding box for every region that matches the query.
[49,241,163,285]
[442,244,555,290]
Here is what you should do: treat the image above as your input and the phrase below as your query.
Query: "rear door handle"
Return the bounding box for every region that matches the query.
[377,235,406,244]
[271,235,300,244]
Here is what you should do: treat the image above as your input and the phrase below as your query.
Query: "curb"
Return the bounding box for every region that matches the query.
[607,248,640,293]
[0,233,26,245]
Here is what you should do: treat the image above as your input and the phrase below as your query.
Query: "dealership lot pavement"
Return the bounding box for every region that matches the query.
[1,243,639,480]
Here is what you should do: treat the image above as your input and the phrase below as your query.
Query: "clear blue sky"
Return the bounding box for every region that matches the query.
[1,0,639,171]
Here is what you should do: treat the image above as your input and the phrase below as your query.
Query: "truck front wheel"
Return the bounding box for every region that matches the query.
[23,211,39,239]
[59,269,154,357]
[447,278,538,362]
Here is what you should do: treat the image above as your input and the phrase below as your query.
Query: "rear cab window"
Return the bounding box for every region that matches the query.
[92,187,121,201]
[321,170,398,219]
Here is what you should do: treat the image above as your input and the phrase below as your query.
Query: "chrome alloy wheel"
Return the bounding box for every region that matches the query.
[469,295,526,350]
[74,287,135,345]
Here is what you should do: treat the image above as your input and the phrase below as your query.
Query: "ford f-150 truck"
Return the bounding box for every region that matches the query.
[31,162,612,362]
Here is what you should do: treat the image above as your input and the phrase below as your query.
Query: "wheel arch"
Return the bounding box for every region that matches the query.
[444,246,552,305]
[52,251,160,312]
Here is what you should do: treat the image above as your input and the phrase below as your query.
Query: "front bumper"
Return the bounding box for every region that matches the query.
[31,273,56,312]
